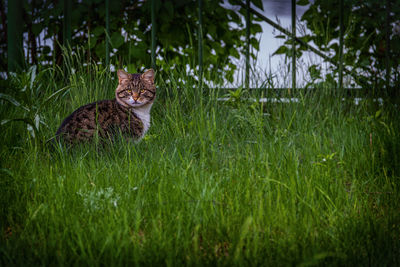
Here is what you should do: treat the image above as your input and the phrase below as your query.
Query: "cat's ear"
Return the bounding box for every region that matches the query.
[117,69,130,83]
[141,69,155,83]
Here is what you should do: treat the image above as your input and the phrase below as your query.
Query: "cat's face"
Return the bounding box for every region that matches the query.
[116,69,156,108]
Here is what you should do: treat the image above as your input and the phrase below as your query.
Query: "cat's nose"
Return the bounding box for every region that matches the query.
[132,92,139,101]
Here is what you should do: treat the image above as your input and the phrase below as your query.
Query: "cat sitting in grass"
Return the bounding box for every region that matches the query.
[55,69,156,144]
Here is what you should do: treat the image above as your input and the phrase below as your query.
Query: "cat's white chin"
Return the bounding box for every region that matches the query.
[127,102,145,107]
[122,97,143,107]
[126,97,148,107]
[116,97,143,108]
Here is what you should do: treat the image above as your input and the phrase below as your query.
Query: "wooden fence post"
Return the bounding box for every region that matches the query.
[7,0,23,72]
[105,0,110,68]
[385,0,391,94]
[245,0,250,89]
[338,0,344,91]
[63,0,72,47]
[291,0,296,93]
[198,0,203,86]
[151,0,156,69]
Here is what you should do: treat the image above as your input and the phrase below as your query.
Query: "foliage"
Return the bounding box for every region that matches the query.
[1,62,400,265]
[274,0,400,94]
[0,66,69,140]
[0,0,264,83]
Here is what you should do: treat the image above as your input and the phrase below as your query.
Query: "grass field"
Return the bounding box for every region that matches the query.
[1,61,400,266]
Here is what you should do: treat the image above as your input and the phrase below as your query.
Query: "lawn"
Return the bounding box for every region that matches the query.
[1,62,399,266]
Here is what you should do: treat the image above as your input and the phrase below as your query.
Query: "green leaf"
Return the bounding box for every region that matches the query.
[359,58,370,67]
[1,118,38,138]
[127,64,137,73]
[308,65,321,80]
[89,36,98,49]
[208,24,217,36]
[275,35,287,39]
[329,43,339,53]
[250,37,259,50]
[272,46,288,56]
[92,27,104,36]
[130,47,147,59]
[229,48,240,59]
[29,65,37,90]
[42,46,51,54]
[0,93,27,110]
[375,109,382,119]
[94,42,106,59]
[164,1,174,17]
[251,0,263,10]
[250,23,262,35]
[32,23,43,35]
[110,32,124,48]
[299,35,312,43]
[43,86,71,106]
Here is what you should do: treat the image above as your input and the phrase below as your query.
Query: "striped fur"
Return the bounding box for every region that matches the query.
[55,69,156,144]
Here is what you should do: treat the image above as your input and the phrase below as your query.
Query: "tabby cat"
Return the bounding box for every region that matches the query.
[55,69,156,144]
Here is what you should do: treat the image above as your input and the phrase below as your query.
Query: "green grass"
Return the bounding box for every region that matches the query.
[1,61,400,266]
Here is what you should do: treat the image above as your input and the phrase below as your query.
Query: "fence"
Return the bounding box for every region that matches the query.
[6,0,394,93]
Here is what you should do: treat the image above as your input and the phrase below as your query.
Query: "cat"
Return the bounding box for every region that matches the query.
[55,69,156,144]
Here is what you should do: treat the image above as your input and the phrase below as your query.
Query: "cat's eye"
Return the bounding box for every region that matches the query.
[140,90,145,94]
[127,90,132,93]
